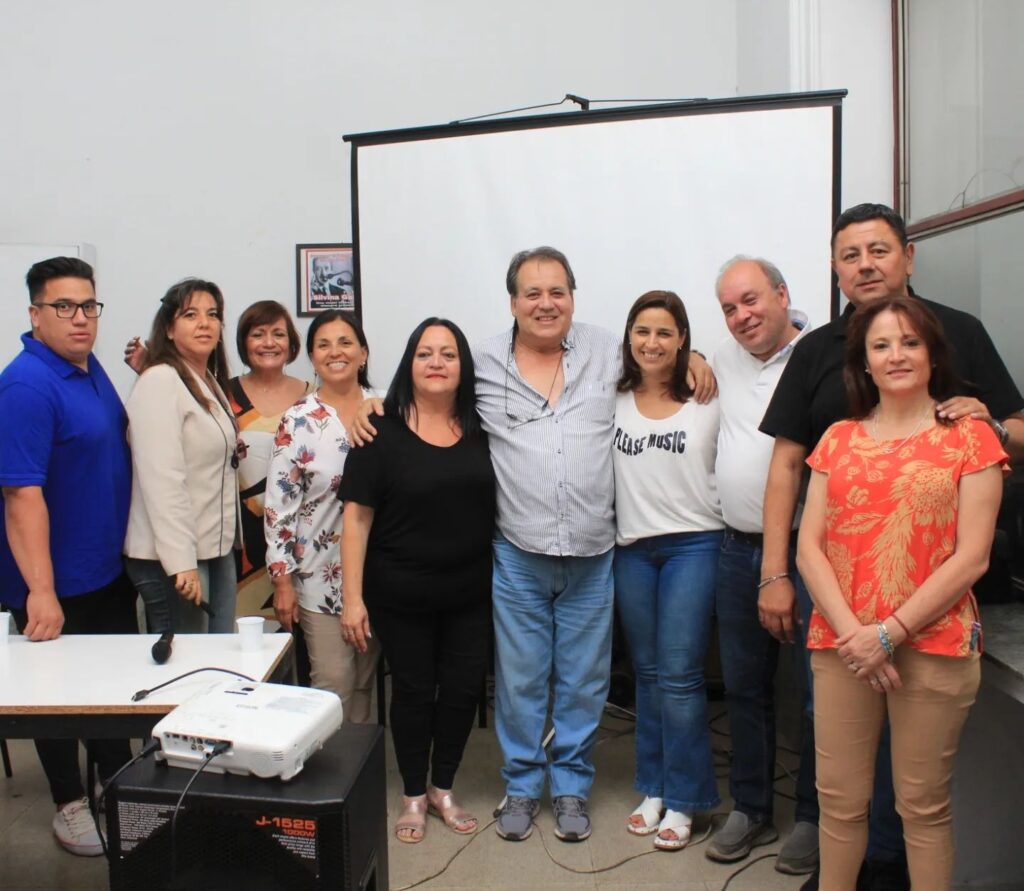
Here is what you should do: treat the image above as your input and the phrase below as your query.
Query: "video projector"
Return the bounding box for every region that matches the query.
[151,680,343,781]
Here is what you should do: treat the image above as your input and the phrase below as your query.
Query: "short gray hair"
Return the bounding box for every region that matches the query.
[505,246,577,296]
[715,255,787,296]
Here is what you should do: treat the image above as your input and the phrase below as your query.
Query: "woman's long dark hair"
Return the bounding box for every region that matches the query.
[142,278,230,412]
[844,295,961,421]
[384,317,480,438]
[306,310,371,390]
[617,290,692,402]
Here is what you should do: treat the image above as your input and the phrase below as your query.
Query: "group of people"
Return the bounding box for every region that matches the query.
[1,202,1020,891]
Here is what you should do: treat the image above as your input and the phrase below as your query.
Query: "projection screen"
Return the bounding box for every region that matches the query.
[346,92,844,383]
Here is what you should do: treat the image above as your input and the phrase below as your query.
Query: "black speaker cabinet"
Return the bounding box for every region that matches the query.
[106,723,387,891]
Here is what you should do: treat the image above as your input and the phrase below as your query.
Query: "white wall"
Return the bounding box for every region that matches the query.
[735,0,894,210]
[815,0,894,207]
[1,0,893,394]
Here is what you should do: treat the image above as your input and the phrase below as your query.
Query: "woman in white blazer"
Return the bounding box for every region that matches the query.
[124,279,240,633]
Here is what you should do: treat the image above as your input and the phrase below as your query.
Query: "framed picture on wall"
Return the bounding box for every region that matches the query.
[296,243,355,317]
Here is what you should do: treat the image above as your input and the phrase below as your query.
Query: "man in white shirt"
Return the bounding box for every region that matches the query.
[705,256,819,877]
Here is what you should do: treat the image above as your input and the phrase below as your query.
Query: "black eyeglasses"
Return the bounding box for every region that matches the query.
[33,300,104,319]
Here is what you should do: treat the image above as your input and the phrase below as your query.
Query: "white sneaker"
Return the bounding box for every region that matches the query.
[53,797,104,856]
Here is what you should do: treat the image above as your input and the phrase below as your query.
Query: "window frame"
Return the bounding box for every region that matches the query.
[893,0,1024,239]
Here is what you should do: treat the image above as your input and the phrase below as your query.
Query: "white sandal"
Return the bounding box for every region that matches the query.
[653,809,692,850]
[626,796,664,835]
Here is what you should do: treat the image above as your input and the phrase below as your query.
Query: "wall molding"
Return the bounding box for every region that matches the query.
[789,0,822,90]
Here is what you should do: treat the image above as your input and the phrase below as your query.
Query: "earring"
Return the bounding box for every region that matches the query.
[864,367,870,373]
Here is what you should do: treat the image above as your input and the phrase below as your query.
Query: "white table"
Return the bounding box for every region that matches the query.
[0,632,294,739]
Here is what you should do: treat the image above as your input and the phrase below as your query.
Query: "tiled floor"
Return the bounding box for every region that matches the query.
[0,701,813,890]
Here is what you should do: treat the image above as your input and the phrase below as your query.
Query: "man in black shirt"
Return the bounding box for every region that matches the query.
[758,203,1023,891]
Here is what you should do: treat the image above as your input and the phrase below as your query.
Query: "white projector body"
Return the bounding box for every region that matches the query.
[152,680,343,781]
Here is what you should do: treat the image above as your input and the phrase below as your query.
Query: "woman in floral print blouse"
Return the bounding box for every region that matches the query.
[797,296,1007,890]
[264,309,379,720]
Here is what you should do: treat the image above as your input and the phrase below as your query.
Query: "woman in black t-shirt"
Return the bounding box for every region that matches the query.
[339,317,495,845]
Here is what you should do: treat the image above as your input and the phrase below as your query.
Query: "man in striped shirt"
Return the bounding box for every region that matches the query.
[473,247,620,843]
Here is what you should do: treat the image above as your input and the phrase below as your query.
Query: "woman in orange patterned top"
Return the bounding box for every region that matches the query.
[797,295,1007,891]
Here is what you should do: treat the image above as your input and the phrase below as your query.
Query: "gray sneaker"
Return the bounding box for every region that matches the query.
[776,820,820,875]
[552,795,591,842]
[495,795,540,841]
[706,810,778,862]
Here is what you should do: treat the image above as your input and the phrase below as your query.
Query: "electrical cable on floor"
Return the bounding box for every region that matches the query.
[389,817,498,891]
[394,696,808,889]
[531,810,722,875]
[718,852,780,890]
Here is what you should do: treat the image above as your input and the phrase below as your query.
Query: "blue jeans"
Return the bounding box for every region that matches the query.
[613,530,722,812]
[126,554,237,634]
[492,533,614,800]
[715,528,818,824]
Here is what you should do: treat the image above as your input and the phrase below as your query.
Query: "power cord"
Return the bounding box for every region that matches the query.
[719,852,780,890]
[132,667,255,701]
[92,739,163,864]
[389,816,498,891]
[170,741,231,881]
[393,696,805,889]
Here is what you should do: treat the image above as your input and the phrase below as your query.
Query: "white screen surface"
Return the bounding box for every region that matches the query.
[352,100,838,384]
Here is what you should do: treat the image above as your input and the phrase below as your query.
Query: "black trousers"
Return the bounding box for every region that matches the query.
[12,572,138,805]
[369,596,490,796]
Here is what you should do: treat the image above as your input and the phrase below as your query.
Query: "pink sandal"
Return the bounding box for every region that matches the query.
[395,795,427,843]
[426,786,477,835]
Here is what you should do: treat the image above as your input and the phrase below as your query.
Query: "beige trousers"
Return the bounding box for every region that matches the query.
[812,646,979,891]
[299,607,379,724]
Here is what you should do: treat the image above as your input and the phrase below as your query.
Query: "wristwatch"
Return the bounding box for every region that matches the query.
[990,419,1010,447]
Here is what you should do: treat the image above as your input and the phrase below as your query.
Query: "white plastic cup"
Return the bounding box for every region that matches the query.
[236,615,264,652]
[0,612,10,644]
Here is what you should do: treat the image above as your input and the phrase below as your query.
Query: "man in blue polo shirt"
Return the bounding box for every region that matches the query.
[0,256,137,857]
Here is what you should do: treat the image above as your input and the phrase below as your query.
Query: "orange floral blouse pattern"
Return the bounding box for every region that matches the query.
[806,417,1008,657]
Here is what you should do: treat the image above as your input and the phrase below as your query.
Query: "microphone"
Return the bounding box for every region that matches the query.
[151,632,174,665]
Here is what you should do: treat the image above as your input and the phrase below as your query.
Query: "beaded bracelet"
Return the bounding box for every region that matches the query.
[890,613,911,637]
[757,572,789,590]
[877,622,895,659]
